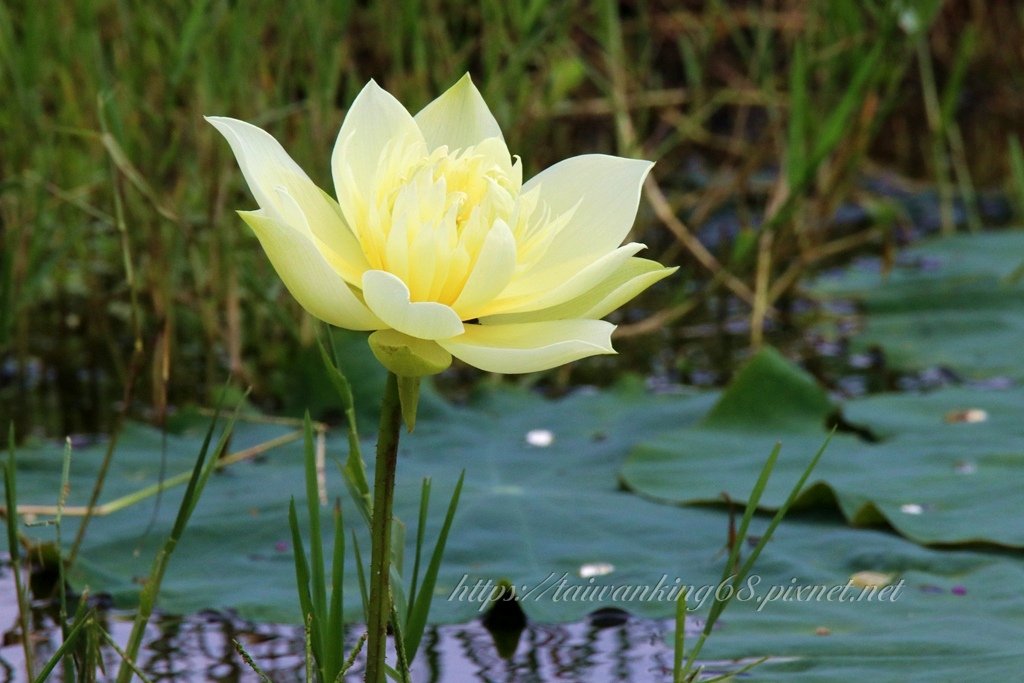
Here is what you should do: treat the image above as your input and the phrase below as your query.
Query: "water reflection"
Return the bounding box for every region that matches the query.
[1,589,731,682]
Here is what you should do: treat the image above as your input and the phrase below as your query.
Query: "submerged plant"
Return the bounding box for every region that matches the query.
[209,74,674,681]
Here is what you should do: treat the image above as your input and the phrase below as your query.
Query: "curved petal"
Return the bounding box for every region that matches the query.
[362,270,465,340]
[450,220,517,319]
[239,210,383,330]
[483,243,645,316]
[523,154,653,269]
[331,80,426,221]
[414,74,505,153]
[206,116,369,283]
[439,319,615,374]
[484,259,678,324]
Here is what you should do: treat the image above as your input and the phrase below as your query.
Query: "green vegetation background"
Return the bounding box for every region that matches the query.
[3,0,1023,435]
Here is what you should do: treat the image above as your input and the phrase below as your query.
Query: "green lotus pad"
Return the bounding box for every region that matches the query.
[5,358,1024,680]
[810,230,1024,380]
[622,347,1024,547]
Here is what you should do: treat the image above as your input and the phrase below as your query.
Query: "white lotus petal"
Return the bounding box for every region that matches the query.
[238,210,382,330]
[485,243,645,316]
[485,258,678,323]
[362,270,464,340]
[331,80,426,223]
[451,220,517,319]
[439,319,615,374]
[523,154,653,268]
[206,116,368,283]
[414,74,505,153]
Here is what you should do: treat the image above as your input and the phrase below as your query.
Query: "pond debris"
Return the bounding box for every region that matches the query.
[848,571,895,588]
[815,626,832,636]
[953,460,978,475]
[588,607,630,629]
[481,580,527,659]
[578,562,615,579]
[943,408,988,424]
[899,503,925,515]
[525,429,554,447]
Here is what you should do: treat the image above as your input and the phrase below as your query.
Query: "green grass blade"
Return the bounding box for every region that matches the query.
[786,39,809,188]
[231,638,274,683]
[288,497,316,647]
[115,395,242,683]
[338,631,368,680]
[403,470,464,660]
[5,424,34,679]
[353,530,370,622]
[30,608,94,683]
[711,443,782,613]
[673,589,686,682]
[684,433,831,672]
[406,477,432,624]
[1009,135,1024,220]
[325,500,346,680]
[318,331,371,527]
[301,413,328,656]
[54,438,75,679]
[732,433,834,590]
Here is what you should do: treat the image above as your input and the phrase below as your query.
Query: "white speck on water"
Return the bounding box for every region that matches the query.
[579,562,615,579]
[526,429,554,447]
[900,503,924,515]
[944,408,988,424]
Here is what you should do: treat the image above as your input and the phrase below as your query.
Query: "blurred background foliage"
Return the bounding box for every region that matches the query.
[2,0,1023,438]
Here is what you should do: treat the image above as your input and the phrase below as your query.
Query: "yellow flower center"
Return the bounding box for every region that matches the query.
[345,134,558,308]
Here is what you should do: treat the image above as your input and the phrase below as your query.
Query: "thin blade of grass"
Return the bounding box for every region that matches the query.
[353,531,369,622]
[318,331,371,527]
[673,590,686,683]
[232,638,274,683]
[714,443,782,606]
[326,499,346,680]
[403,470,464,660]
[684,433,830,673]
[389,602,413,683]
[301,412,328,667]
[1008,135,1024,219]
[115,392,243,683]
[288,498,317,660]
[30,606,94,683]
[100,627,155,683]
[338,631,367,680]
[406,477,432,624]
[732,433,834,592]
[5,424,34,680]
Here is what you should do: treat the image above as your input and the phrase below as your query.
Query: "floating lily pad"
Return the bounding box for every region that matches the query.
[6,382,734,624]
[810,231,1024,381]
[621,348,1024,548]
[6,369,1024,680]
[699,516,1024,682]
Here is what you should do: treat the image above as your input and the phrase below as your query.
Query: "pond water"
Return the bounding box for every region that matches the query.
[7,222,1023,681]
[1,563,767,682]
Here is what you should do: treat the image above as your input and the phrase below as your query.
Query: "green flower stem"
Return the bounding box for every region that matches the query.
[365,372,403,683]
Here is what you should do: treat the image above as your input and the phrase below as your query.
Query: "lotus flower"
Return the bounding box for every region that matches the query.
[208,75,675,376]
